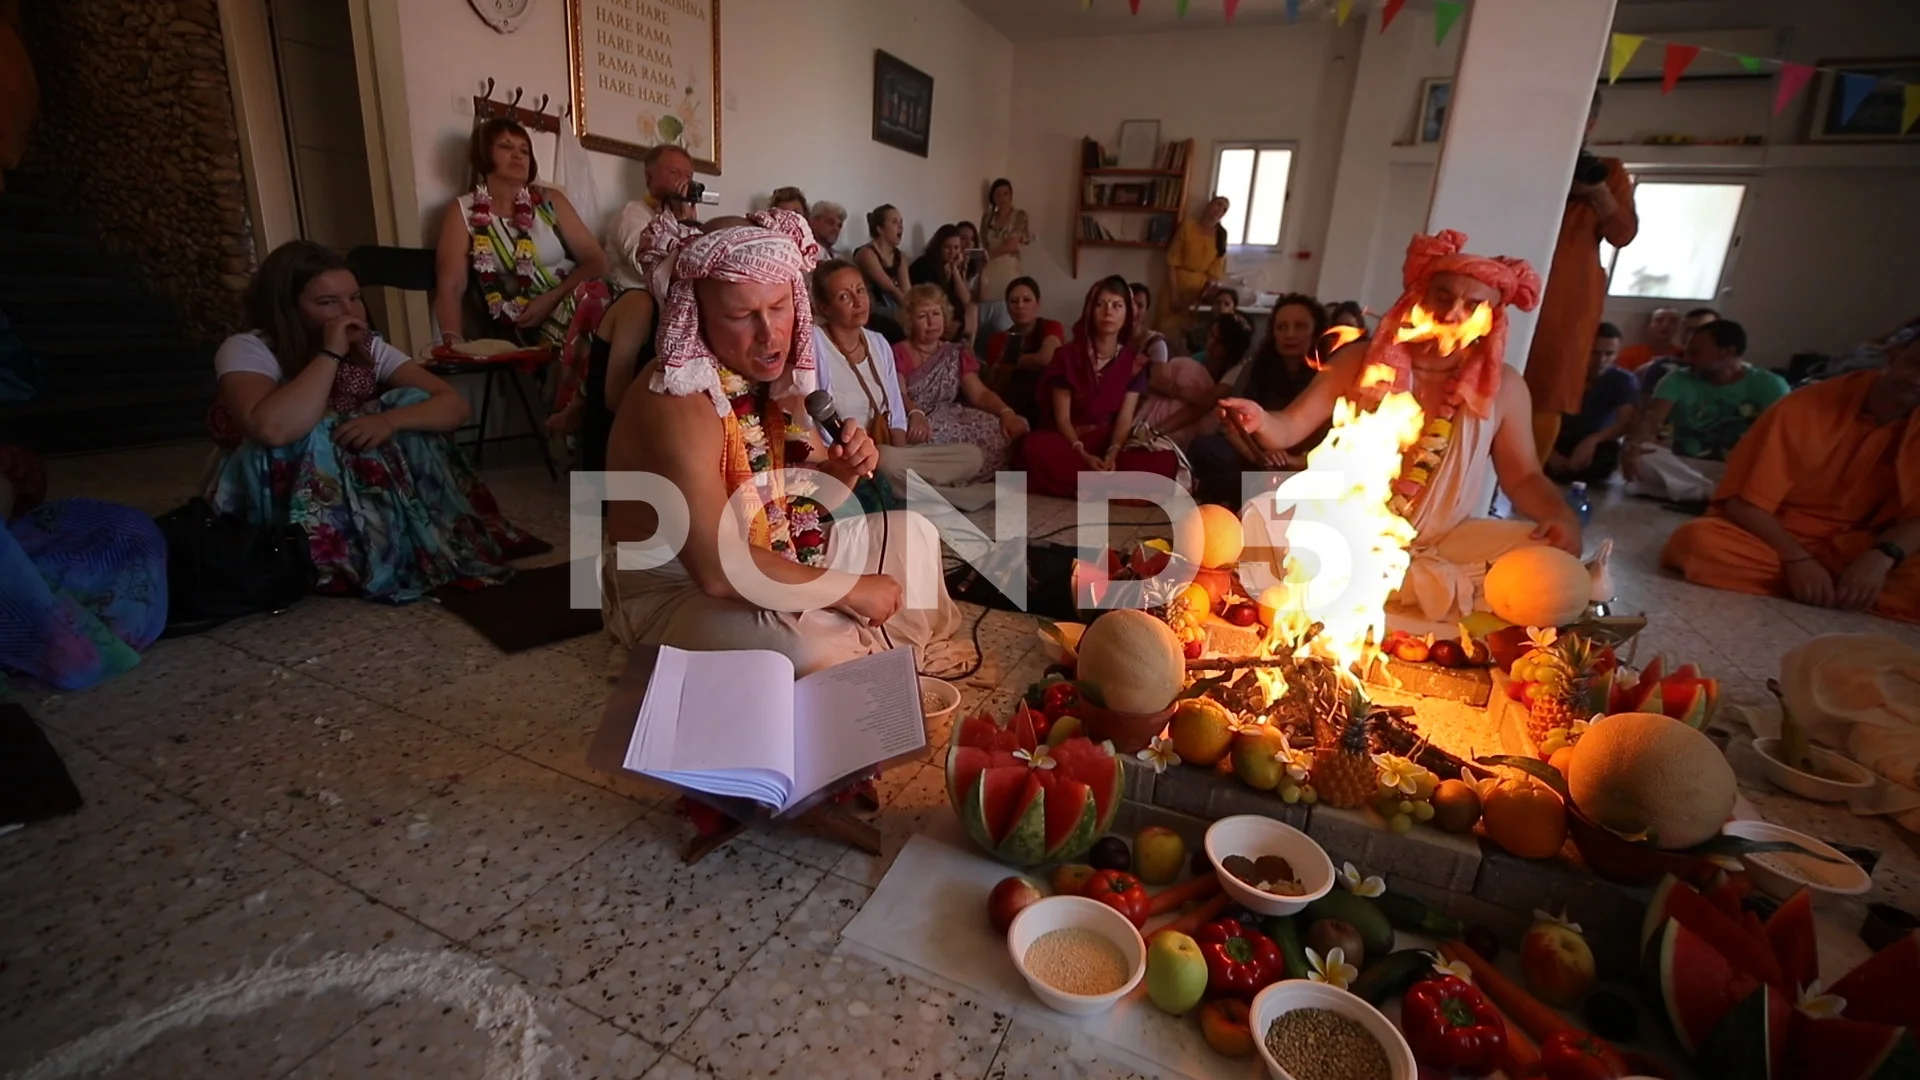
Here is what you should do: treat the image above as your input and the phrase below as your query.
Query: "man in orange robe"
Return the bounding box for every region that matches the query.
[1662,338,1920,623]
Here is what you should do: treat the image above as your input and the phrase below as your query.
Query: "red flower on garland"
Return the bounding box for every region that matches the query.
[731,394,758,418]
[794,529,825,550]
[783,440,813,464]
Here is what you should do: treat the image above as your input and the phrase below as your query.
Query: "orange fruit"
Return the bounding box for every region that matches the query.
[1176,583,1213,619]
[1547,745,1576,779]
[1480,774,1567,860]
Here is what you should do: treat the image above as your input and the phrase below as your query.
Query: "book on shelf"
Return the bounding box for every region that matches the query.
[621,644,926,813]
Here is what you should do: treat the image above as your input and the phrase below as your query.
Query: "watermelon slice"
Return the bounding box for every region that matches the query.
[1705,870,1750,923]
[1033,771,1096,862]
[1051,737,1124,835]
[1786,1014,1920,1080]
[1701,984,1790,1080]
[1765,889,1819,993]
[1642,876,1787,989]
[1645,917,1764,1053]
[1832,932,1920,1029]
[946,707,1121,866]
[955,713,1022,753]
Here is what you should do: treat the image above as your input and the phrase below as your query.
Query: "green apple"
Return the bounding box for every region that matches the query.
[1145,931,1209,1015]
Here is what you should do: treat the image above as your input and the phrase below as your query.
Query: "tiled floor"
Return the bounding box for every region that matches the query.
[6,444,1918,1079]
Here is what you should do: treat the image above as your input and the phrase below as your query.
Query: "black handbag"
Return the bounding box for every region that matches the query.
[153,498,315,636]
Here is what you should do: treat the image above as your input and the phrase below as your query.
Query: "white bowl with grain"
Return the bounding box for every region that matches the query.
[919,676,961,724]
[1005,895,1145,1016]
[1205,815,1336,916]
[1250,979,1417,1080]
[1722,819,1871,899]
[1752,737,1876,802]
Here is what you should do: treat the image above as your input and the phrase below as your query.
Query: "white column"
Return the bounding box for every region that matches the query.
[1426,0,1618,370]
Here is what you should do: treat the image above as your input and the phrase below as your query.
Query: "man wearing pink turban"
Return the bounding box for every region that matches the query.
[1220,230,1584,625]
[600,210,962,676]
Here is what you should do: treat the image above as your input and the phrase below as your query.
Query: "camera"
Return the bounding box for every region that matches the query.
[1573,151,1610,186]
[666,180,708,206]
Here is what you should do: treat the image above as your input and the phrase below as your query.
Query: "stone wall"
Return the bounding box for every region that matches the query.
[20,0,255,341]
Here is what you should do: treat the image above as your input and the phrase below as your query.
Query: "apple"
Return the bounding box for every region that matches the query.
[1199,998,1256,1057]
[1134,826,1186,885]
[1145,931,1209,1015]
[1051,863,1096,896]
[1521,916,1596,1006]
[987,876,1045,935]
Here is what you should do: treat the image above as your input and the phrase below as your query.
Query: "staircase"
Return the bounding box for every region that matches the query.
[0,171,216,454]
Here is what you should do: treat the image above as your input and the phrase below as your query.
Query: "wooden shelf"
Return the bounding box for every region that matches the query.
[1085,167,1186,178]
[1079,204,1181,214]
[1074,137,1194,277]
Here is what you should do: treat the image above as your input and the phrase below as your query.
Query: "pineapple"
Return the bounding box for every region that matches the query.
[1312,685,1377,809]
[1527,632,1599,747]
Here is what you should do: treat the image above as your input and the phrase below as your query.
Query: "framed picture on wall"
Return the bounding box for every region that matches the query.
[1417,78,1453,144]
[873,51,934,157]
[1117,119,1161,169]
[1806,58,1920,142]
[565,0,722,171]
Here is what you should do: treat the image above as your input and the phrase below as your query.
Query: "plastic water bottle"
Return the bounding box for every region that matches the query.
[1565,482,1592,527]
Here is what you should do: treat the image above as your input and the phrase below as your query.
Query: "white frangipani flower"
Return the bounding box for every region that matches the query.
[1307,946,1360,990]
[1340,862,1386,898]
[1135,737,1180,774]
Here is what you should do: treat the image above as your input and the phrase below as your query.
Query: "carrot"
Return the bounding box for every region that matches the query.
[1147,892,1231,940]
[1491,998,1542,1077]
[1440,940,1574,1043]
[1147,872,1222,917]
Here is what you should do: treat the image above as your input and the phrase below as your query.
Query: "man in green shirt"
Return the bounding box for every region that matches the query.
[1623,320,1789,501]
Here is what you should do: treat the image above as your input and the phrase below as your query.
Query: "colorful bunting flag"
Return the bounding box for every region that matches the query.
[1336,0,1354,26]
[1223,0,1240,21]
[1662,43,1701,94]
[1838,72,1878,127]
[1906,85,1920,134]
[1607,34,1644,84]
[1381,0,1406,33]
[1735,54,1764,74]
[1176,0,1189,15]
[1128,0,1140,13]
[1434,0,1463,45]
[1285,0,1299,22]
[1081,0,1092,9]
[1773,62,1816,117]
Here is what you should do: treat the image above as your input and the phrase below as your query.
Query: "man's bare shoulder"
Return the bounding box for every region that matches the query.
[608,368,722,470]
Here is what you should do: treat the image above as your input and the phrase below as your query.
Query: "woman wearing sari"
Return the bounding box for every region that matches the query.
[432,118,608,348]
[1026,277,1180,499]
[892,284,1027,488]
[209,241,537,603]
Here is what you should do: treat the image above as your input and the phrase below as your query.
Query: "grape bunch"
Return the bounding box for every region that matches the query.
[1371,753,1440,834]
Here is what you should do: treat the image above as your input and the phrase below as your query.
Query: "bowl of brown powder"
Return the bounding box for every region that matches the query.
[1006,896,1146,1016]
[1250,979,1415,1080]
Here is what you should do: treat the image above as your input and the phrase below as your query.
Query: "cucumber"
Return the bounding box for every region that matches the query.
[1371,890,1464,940]
[1302,890,1395,959]
[1263,915,1310,980]
[1349,948,1440,1006]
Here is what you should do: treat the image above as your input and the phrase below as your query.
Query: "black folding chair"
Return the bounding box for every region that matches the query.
[345,244,557,479]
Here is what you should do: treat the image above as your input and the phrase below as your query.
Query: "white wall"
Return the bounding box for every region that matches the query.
[1005,22,1362,320]
[387,0,1012,256]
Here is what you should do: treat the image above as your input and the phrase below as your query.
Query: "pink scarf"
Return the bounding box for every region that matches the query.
[1364,229,1541,418]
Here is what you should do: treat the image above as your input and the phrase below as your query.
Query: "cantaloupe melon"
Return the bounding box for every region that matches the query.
[1076,609,1186,715]
[1173,505,1244,570]
[1483,545,1590,629]
[1567,711,1736,850]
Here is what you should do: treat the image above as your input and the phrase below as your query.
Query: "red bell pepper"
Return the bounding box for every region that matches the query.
[1192,918,1284,999]
[1539,1030,1628,1080]
[1083,869,1150,927]
[1402,975,1508,1077]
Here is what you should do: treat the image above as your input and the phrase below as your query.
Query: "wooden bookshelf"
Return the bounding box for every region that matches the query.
[1073,136,1195,278]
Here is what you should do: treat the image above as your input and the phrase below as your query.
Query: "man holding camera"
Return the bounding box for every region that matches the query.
[608,144,704,291]
[1524,91,1639,465]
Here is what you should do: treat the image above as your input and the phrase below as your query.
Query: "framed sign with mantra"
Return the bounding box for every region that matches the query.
[566,0,722,171]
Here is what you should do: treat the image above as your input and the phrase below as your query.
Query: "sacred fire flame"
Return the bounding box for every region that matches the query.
[1306,325,1367,372]
[1393,300,1493,357]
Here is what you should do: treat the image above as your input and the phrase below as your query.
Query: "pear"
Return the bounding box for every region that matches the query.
[1230,725,1288,791]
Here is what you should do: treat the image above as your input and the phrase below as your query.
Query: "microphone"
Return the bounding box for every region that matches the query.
[804,390,873,479]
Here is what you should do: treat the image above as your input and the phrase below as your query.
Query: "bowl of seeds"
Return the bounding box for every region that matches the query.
[1005,895,1146,1016]
[919,676,961,725]
[1250,980,1415,1080]
[1205,815,1335,916]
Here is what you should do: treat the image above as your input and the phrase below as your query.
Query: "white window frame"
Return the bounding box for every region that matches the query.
[1209,140,1299,251]
[1600,172,1753,305]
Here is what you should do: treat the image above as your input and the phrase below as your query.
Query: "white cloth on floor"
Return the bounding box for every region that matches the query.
[1625,444,1725,502]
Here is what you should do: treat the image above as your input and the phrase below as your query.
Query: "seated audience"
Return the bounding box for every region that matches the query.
[1193,286,1254,369]
[0,449,166,691]
[1623,319,1788,502]
[811,263,978,507]
[1808,312,1920,382]
[434,118,609,347]
[892,284,1027,500]
[1638,306,1719,397]
[1163,197,1230,334]
[1328,301,1368,334]
[1663,335,1920,623]
[580,288,657,472]
[909,224,978,345]
[210,241,533,602]
[1188,294,1329,505]
[1025,276,1180,499]
[1616,306,1681,373]
[981,276,1064,420]
[601,210,962,676]
[854,204,912,321]
[607,144,699,291]
[1220,230,1579,623]
[809,200,847,259]
[979,179,1030,342]
[1134,281,1243,448]
[1545,322,1638,485]
[768,186,808,215]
